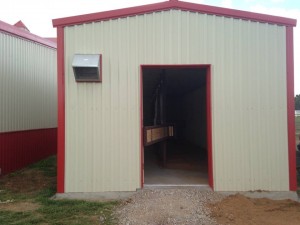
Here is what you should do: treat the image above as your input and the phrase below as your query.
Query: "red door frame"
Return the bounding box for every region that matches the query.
[140,64,213,189]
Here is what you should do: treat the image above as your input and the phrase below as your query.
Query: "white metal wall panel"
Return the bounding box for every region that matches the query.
[0,32,57,132]
[64,10,288,192]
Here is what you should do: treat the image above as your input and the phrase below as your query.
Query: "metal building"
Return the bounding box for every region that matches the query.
[0,20,57,176]
[52,0,297,193]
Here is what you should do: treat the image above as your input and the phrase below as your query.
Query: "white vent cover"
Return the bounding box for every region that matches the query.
[72,54,102,82]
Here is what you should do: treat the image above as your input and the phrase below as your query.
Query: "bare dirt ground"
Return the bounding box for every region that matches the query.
[209,194,300,225]
[0,169,54,194]
[0,201,40,212]
[115,189,300,225]
[0,168,53,213]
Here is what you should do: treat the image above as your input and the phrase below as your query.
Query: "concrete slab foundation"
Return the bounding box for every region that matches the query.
[54,190,299,202]
[54,192,136,201]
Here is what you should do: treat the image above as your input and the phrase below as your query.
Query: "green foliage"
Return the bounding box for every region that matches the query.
[296,116,300,134]
[295,94,300,110]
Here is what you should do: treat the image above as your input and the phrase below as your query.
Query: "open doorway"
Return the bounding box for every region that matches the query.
[141,65,212,187]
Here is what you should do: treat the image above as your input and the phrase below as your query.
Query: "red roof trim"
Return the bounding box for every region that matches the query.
[45,37,57,43]
[0,20,57,49]
[52,0,296,27]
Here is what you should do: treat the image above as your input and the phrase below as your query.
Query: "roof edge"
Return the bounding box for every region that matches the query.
[52,0,297,28]
[0,20,57,49]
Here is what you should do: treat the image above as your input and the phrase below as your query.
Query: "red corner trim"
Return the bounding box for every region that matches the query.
[0,19,56,49]
[52,0,296,28]
[286,27,296,191]
[57,27,65,193]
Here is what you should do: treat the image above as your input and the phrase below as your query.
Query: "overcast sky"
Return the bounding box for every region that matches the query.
[0,0,299,95]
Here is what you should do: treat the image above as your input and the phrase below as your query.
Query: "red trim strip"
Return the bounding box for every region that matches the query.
[140,64,213,189]
[52,0,296,28]
[286,27,296,191]
[0,20,57,49]
[0,128,57,176]
[140,66,144,188]
[57,27,65,193]
[206,66,213,189]
[141,64,211,69]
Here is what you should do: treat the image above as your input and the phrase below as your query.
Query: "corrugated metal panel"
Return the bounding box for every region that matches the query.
[0,128,57,176]
[0,31,57,132]
[64,9,288,192]
[212,18,288,191]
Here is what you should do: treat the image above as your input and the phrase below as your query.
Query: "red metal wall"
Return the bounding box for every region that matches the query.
[0,128,57,176]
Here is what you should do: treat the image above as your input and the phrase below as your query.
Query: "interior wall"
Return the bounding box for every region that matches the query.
[166,87,206,149]
[182,87,207,148]
[143,100,154,126]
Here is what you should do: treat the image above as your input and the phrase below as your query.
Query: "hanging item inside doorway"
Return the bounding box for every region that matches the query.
[144,125,175,146]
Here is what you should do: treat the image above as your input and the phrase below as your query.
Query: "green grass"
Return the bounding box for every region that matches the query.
[0,156,57,202]
[38,199,116,225]
[0,211,43,225]
[28,155,57,177]
[0,156,118,225]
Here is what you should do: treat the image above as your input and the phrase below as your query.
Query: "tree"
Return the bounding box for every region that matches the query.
[295,94,300,110]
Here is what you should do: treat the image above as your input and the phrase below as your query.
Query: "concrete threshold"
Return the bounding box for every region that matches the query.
[143,184,211,190]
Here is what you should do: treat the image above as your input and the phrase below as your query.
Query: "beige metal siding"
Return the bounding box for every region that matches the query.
[212,18,288,191]
[64,10,288,192]
[0,32,57,132]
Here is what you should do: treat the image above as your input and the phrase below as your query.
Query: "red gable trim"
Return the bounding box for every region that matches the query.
[14,20,30,32]
[52,0,296,28]
[0,20,57,49]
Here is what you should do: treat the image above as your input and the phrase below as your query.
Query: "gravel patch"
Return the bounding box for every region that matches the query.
[114,188,223,225]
